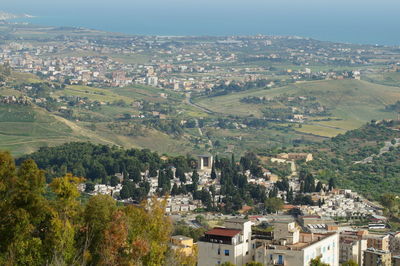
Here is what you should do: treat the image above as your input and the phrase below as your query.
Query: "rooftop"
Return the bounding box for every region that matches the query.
[171,235,192,241]
[205,228,242,238]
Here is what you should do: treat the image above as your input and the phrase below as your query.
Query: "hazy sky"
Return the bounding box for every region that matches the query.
[2,0,400,44]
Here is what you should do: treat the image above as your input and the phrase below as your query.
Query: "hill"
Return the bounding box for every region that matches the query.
[194,79,400,137]
[299,120,400,199]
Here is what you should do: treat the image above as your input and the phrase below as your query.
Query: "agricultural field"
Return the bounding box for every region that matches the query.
[0,105,81,156]
[194,79,400,137]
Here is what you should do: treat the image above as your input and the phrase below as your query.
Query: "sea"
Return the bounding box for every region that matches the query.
[3,0,400,46]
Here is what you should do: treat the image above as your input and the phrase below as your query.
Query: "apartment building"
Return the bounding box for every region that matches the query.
[255,221,339,266]
[197,219,254,266]
[363,248,391,266]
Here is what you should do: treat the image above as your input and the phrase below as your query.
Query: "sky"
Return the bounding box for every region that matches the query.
[2,0,400,45]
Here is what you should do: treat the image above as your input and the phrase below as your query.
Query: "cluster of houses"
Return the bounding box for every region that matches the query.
[169,215,400,266]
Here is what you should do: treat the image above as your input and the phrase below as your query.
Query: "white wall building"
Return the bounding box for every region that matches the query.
[198,219,254,266]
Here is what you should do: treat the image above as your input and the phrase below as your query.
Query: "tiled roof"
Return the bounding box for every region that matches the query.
[205,228,241,237]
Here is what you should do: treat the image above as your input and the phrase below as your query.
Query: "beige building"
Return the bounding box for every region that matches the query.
[365,234,390,251]
[339,239,367,266]
[393,255,400,266]
[197,219,254,266]
[339,231,369,266]
[170,235,194,256]
[390,232,400,254]
[255,221,339,266]
[363,248,391,266]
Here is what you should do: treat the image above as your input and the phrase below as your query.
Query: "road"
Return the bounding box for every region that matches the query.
[185,92,213,114]
[354,138,400,164]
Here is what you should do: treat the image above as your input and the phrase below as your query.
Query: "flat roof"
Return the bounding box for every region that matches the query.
[171,235,192,241]
[205,228,241,237]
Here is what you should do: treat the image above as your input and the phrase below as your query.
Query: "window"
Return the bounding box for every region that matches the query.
[225,250,230,256]
[218,248,221,255]
[217,261,221,265]
[246,251,249,255]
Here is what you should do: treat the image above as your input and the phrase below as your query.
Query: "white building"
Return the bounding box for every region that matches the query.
[255,221,339,266]
[198,218,254,266]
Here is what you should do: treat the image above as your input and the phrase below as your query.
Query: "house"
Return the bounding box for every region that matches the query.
[197,219,254,266]
[363,248,391,266]
[170,235,195,256]
[255,220,339,266]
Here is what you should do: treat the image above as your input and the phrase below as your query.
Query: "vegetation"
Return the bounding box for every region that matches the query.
[0,151,177,265]
[300,120,400,199]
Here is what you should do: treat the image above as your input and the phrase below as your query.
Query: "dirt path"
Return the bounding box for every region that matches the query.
[50,114,117,146]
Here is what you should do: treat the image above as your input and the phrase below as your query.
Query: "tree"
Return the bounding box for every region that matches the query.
[328,177,336,191]
[47,174,84,264]
[191,170,199,185]
[309,256,329,266]
[129,167,141,183]
[98,210,128,265]
[315,181,323,192]
[175,167,186,183]
[264,197,284,213]
[246,262,262,266]
[110,176,120,187]
[85,182,95,192]
[120,184,131,199]
[83,195,117,264]
[211,163,217,180]
[221,262,236,266]
[341,259,358,266]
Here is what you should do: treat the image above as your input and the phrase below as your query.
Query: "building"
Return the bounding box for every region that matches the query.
[393,255,400,266]
[197,154,213,171]
[255,221,339,266]
[389,232,400,254]
[339,231,368,266]
[363,248,391,266]
[170,235,194,256]
[147,76,158,86]
[365,234,390,251]
[197,219,254,266]
[339,238,367,266]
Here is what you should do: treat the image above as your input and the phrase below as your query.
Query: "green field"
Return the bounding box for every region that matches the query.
[194,80,400,137]
[0,105,82,156]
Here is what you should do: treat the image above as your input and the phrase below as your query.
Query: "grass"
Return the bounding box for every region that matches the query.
[56,85,132,103]
[194,79,400,137]
[0,105,83,157]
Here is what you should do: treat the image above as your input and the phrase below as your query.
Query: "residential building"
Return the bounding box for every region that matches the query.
[170,235,195,256]
[393,255,400,266]
[365,234,390,251]
[197,219,254,266]
[339,238,367,266]
[339,231,368,265]
[389,232,400,254]
[255,221,339,266]
[363,248,391,266]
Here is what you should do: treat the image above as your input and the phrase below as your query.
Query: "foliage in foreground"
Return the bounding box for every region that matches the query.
[0,151,179,265]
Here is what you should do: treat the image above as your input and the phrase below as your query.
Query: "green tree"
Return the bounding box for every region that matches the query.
[310,256,329,266]
[264,197,284,213]
[341,259,358,266]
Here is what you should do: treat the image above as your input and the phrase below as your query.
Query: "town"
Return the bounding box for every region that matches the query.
[81,152,398,266]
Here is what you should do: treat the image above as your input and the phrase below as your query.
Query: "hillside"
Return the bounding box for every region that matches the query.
[299,120,400,199]
[194,79,400,137]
